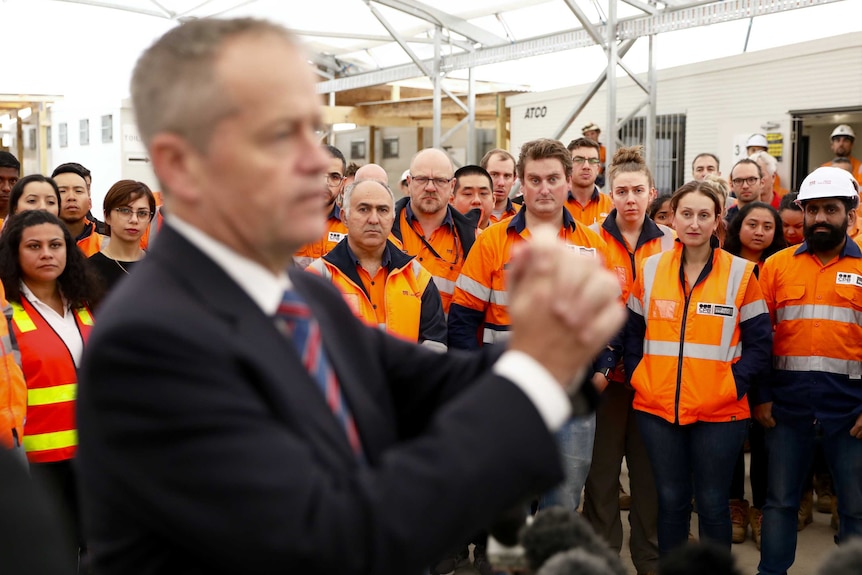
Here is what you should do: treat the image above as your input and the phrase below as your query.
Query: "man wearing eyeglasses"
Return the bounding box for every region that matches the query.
[294,144,348,268]
[392,148,479,314]
[566,138,613,226]
[725,159,764,223]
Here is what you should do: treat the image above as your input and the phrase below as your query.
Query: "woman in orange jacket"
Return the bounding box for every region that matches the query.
[584,146,674,575]
[0,210,101,569]
[624,179,773,555]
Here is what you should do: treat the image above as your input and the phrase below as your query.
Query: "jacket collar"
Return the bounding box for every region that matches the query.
[794,236,862,259]
[601,209,665,250]
[507,206,577,234]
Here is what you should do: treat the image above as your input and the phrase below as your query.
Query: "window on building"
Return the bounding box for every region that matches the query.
[101,114,113,143]
[382,137,399,159]
[46,126,52,149]
[80,118,90,146]
[59,123,68,148]
[28,128,36,150]
[618,113,687,195]
[350,140,366,160]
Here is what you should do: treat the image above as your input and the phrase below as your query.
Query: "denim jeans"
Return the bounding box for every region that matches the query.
[758,419,862,575]
[538,413,596,511]
[636,411,748,555]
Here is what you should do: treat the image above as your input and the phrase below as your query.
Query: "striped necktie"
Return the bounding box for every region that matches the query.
[276,289,364,459]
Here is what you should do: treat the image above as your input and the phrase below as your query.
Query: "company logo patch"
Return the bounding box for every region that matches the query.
[696,303,734,317]
[836,272,862,287]
[566,244,597,258]
[328,232,346,243]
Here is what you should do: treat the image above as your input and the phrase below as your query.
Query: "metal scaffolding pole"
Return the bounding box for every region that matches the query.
[432,26,442,147]
[646,33,657,174]
[467,67,476,164]
[606,0,618,175]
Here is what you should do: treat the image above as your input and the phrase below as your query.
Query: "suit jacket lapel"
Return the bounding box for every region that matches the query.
[153,228,359,465]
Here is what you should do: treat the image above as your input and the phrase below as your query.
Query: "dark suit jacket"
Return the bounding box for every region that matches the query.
[76,226,563,575]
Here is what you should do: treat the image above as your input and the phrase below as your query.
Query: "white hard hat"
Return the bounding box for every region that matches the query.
[400,169,410,183]
[797,167,859,204]
[830,124,856,140]
[745,133,768,149]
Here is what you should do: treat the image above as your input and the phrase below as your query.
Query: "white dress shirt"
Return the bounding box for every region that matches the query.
[167,216,573,430]
[20,283,85,368]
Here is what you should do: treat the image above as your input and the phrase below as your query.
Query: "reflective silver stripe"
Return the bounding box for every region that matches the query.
[306,259,332,280]
[719,256,748,353]
[410,260,425,280]
[455,275,490,301]
[774,355,862,377]
[644,340,742,362]
[588,222,600,234]
[421,340,448,353]
[433,276,456,296]
[294,256,314,269]
[775,304,862,325]
[739,300,768,323]
[659,227,676,251]
[640,252,662,317]
[627,294,644,316]
[482,328,511,345]
[491,288,508,306]
[377,323,386,331]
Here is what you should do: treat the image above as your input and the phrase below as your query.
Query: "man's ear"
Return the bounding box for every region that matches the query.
[148,132,204,205]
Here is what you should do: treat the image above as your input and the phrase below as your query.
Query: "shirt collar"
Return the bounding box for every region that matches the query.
[167,215,290,315]
[794,235,862,259]
[507,206,576,234]
[345,239,392,269]
[567,186,600,204]
[405,200,454,228]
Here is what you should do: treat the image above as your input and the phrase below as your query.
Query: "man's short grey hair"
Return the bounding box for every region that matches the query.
[342,179,394,218]
[749,151,777,176]
[131,18,297,151]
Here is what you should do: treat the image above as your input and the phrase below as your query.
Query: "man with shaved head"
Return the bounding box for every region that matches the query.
[392,148,479,313]
[354,163,389,184]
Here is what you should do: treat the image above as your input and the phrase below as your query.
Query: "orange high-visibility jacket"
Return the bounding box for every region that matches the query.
[626,243,771,424]
[590,211,675,381]
[0,287,26,450]
[306,240,446,349]
[76,219,109,257]
[294,204,349,269]
[489,198,521,225]
[448,208,609,349]
[565,187,613,226]
[11,298,93,463]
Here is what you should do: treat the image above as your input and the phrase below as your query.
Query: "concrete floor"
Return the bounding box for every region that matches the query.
[485,454,840,575]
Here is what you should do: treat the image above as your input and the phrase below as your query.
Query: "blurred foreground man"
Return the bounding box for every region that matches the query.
[76,18,626,575]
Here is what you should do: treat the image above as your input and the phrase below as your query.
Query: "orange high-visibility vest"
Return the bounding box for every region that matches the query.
[307,257,431,343]
[628,245,766,424]
[0,288,26,450]
[11,298,93,463]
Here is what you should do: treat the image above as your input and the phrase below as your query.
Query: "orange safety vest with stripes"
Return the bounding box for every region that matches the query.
[627,244,767,424]
[294,205,349,269]
[0,289,26,450]
[139,191,164,250]
[77,223,109,257]
[450,208,608,347]
[307,256,431,344]
[11,298,93,463]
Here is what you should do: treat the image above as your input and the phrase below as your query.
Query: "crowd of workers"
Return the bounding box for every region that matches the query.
[0,33,861,573]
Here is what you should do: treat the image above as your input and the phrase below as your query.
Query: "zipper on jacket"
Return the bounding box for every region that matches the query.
[675,254,713,424]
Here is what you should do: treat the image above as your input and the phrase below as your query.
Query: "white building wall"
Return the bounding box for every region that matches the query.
[508,32,862,188]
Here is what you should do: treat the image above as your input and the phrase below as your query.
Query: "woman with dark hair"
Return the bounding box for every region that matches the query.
[721,201,784,548]
[778,192,803,246]
[7,174,61,218]
[724,201,786,264]
[0,210,102,569]
[648,194,673,228]
[89,179,156,292]
[624,179,773,555]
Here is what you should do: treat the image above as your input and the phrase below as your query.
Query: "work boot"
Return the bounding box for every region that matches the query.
[619,481,632,511]
[814,472,835,514]
[798,489,814,531]
[730,499,749,543]
[749,507,763,551]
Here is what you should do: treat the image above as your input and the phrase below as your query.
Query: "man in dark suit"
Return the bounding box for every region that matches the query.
[75,17,625,575]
